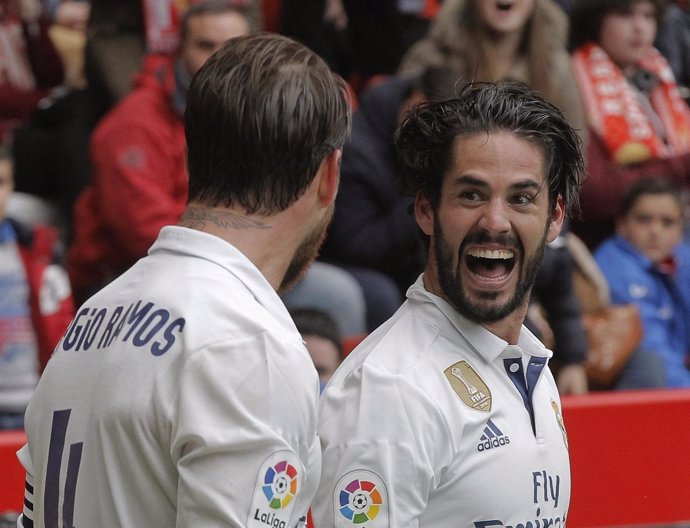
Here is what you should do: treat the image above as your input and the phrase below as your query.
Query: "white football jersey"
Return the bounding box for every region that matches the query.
[313,276,570,527]
[18,226,321,528]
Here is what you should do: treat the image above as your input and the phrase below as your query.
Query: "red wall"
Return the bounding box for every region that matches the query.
[563,389,690,527]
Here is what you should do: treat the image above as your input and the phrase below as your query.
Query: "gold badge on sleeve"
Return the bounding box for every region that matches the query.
[444,360,492,411]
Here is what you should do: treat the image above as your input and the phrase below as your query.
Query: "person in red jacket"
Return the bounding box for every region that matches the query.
[0,145,73,429]
[67,1,252,303]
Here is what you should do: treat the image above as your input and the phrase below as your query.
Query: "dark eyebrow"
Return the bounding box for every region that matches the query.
[452,175,543,192]
[510,180,542,193]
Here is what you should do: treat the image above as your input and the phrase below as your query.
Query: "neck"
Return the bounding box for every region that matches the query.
[178,203,302,290]
[484,29,525,79]
[480,304,529,345]
[422,268,528,345]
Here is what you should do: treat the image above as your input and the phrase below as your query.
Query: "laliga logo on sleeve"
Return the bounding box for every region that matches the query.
[263,460,298,509]
[334,470,389,527]
[249,452,302,528]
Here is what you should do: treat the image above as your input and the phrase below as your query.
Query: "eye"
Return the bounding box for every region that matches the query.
[458,189,484,203]
[511,193,536,206]
[633,214,652,225]
[661,217,681,228]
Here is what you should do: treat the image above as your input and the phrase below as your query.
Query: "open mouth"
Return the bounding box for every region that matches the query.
[466,248,516,280]
[496,1,513,11]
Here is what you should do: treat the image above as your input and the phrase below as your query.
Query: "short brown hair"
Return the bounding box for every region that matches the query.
[185,33,351,214]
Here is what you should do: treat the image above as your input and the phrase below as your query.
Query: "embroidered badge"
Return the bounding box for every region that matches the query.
[444,360,492,411]
[248,451,302,527]
[551,398,568,450]
[334,470,389,527]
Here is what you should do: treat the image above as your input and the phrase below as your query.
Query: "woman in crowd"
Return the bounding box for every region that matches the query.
[398,0,586,136]
[569,0,690,249]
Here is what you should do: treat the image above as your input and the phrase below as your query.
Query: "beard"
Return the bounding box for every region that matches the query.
[279,203,334,293]
[434,216,547,324]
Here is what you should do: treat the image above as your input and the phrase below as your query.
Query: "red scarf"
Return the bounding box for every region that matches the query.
[572,42,690,165]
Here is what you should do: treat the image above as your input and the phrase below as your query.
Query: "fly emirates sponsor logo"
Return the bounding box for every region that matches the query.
[474,470,565,528]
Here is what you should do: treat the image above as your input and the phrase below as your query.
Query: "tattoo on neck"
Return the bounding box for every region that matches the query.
[180,207,271,230]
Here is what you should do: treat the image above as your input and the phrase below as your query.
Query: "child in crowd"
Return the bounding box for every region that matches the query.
[595,177,690,387]
[0,145,73,429]
[291,307,343,393]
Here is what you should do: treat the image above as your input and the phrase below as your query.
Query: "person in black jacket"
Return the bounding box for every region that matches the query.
[321,67,458,330]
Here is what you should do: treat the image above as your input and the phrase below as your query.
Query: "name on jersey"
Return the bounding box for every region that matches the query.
[61,300,185,356]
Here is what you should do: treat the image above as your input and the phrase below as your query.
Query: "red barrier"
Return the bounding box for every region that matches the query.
[0,429,25,514]
[563,388,690,527]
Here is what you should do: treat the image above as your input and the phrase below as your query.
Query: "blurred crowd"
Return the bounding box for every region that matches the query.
[3,0,690,429]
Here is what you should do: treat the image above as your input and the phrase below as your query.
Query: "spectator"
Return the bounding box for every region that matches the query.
[0,0,64,143]
[654,0,690,100]
[67,1,252,303]
[528,231,590,394]
[595,177,690,387]
[569,0,690,249]
[84,0,262,110]
[291,307,343,392]
[398,0,586,140]
[45,0,91,89]
[0,144,73,430]
[321,67,458,331]
[18,32,350,526]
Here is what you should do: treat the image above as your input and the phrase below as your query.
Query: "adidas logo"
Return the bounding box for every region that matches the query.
[477,419,511,452]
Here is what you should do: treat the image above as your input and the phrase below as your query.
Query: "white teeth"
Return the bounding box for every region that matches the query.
[467,249,514,259]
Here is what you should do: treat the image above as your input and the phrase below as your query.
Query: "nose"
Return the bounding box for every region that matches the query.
[478,199,511,234]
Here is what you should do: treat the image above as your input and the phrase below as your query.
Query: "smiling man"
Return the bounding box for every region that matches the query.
[313,81,584,527]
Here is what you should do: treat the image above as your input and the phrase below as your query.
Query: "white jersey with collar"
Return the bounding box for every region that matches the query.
[313,275,570,527]
[18,226,320,528]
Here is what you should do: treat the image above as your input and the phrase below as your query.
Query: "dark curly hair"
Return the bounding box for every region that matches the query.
[394,81,584,219]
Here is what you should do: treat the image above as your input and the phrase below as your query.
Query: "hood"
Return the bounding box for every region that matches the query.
[424,0,569,64]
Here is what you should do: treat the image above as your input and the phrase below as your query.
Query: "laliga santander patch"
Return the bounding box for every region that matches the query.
[248,451,303,528]
[334,470,389,527]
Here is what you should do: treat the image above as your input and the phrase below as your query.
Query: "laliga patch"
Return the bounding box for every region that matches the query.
[444,360,492,411]
[248,451,302,528]
[551,399,569,449]
[334,470,389,527]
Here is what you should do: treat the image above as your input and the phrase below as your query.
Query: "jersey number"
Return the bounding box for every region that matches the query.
[45,409,83,528]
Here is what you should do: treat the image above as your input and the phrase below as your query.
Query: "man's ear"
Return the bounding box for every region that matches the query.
[317,149,341,207]
[415,191,434,236]
[546,195,566,243]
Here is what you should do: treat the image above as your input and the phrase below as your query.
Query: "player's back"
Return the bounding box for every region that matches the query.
[18,226,319,527]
